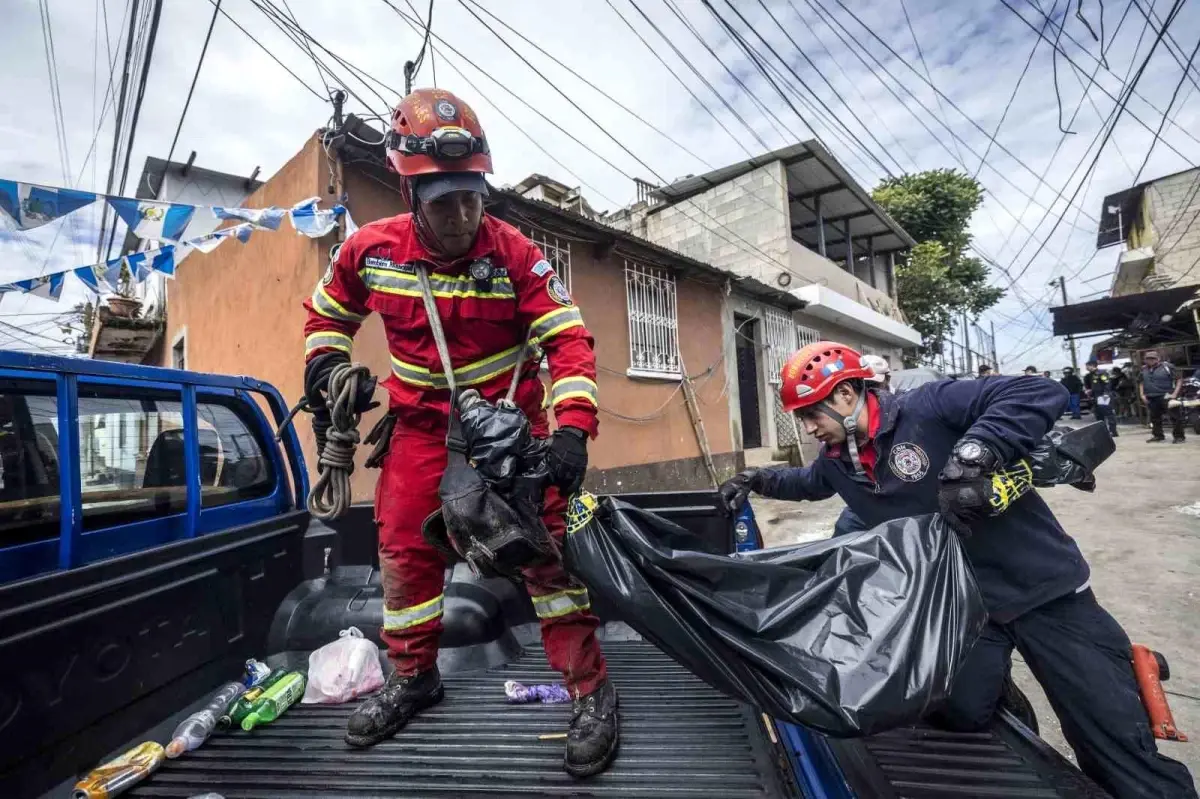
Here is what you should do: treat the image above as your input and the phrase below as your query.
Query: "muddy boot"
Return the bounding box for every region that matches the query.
[345,668,444,747]
[564,681,619,778]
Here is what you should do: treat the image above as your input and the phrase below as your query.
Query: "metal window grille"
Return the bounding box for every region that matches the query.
[764,308,798,385]
[522,227,571,291]
[795,323,821,348]
[624,260,680,375]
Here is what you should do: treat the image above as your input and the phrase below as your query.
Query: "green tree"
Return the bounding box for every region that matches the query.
[872,169,1003,358]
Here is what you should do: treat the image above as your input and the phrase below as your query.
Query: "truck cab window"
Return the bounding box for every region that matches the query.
[0,384,60,548]
[78,391,186,530]
[197,399,274,508]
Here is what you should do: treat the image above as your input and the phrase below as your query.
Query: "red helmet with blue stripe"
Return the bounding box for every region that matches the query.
[780,342,874,413]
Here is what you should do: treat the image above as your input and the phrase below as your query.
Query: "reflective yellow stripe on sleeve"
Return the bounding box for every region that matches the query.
[530,306,584,344]
[311,284,367,323]
[550,375,598,408]
[383,594,445,630]
[530,587,591,619]
[305,331,353,357]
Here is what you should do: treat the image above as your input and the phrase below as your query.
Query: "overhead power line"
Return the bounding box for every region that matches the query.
[1131,29,1200,183]
[1007,0,1200,156]
[203,0,325,100]
[167,0,221,165]
[713,0,905,177]
[1008,0,1188,283]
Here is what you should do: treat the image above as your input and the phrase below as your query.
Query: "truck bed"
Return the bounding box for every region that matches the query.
[127,641,794,799]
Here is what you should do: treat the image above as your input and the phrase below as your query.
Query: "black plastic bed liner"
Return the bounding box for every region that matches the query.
[827,715,1109,799]
[127,641,794,798]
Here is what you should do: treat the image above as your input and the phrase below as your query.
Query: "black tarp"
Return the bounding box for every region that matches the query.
[564,498,988,737]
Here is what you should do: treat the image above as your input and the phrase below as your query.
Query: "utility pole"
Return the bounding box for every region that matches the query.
[962,311,973,375]
[990,320,998,373]
[1050,276,1079,371]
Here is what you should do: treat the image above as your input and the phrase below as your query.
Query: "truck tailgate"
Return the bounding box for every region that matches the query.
[128,641,794,798]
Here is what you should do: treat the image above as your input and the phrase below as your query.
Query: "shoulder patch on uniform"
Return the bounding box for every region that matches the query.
[532,259,554,278]
[322,244,341,286]
[888,442,930,482]
[547,274,572,306]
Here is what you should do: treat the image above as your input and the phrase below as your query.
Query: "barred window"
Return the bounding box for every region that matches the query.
[522,227,572,291]
[624,260,680,376]
[796,323,821,348]
[764,308,798,385]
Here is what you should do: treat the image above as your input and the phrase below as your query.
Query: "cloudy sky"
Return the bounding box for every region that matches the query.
[2,0,1199,369]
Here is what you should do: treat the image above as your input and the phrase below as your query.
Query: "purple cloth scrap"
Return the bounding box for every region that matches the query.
[504,680,571,704]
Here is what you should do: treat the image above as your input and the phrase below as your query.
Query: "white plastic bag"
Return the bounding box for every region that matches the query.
[301,626,384,704]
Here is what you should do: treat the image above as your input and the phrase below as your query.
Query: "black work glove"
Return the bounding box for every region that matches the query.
[937,438,1000,536]
[718,468,764,514]
[304,351,378,415]
[547,426,589,495]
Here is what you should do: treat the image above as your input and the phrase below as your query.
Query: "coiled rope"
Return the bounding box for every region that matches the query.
[307,361,372,521]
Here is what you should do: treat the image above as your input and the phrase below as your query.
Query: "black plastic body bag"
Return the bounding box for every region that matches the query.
[564,496,988,737]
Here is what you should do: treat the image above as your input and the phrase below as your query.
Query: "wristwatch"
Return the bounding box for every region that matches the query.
[953,439,994,468]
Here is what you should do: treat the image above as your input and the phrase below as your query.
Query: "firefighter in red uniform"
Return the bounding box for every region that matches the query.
[301,89,618,778]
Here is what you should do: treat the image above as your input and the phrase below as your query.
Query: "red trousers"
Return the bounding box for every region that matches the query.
[374,424,608,697]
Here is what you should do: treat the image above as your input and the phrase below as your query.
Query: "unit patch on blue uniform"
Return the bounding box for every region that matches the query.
[532,259,554,278]
[547,274,572,306]
[889,442,930,482]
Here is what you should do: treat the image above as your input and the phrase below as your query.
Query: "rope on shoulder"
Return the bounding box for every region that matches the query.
[308,361,373,521]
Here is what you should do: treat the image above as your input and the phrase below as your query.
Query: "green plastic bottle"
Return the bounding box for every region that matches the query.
[241,672,307,731]
[223,671,288,728]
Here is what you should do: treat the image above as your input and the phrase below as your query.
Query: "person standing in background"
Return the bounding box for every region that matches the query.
[1060,367,1083,419]
[1042,370,1052,379]
[1024,365,1038,376]
[1083,360,1118,438]
[1139,350,1184,443]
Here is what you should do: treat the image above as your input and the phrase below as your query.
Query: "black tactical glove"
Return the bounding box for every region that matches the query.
[547,426,589,495]
[718,468,765,514]
[304,351,378,415]
[937,438,1000,535]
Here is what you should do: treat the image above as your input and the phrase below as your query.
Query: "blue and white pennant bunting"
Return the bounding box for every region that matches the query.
[0,176,347,304]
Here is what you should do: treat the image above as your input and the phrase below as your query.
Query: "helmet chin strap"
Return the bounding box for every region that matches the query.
[815,388,869,474]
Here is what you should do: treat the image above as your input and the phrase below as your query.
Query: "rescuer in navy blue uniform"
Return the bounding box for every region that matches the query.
[719,341,1196,799]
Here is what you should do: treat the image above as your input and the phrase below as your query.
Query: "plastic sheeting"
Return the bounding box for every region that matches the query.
[1029,422,1115,491]
[422,391,555,577]
[563,495,989,737]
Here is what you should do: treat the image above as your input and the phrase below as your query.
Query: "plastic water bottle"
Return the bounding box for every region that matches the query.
[222,671,288,729]
[166,681,246,758]
[73,742,165,799]
[241,672,307,731]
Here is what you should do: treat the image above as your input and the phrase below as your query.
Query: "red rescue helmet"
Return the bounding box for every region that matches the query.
[386,89,493,177]
[780,341,874,413]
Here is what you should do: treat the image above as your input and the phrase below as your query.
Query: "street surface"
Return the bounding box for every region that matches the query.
[751,422,1200,779]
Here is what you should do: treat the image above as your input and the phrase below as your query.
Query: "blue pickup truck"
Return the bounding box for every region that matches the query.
[0,353,1105,798]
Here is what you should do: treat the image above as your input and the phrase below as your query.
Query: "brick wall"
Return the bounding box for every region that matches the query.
[1146,169,1200,285]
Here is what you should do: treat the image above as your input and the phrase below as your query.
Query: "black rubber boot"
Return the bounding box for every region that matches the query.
[345,668,444,747]
[564,681,620,778]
